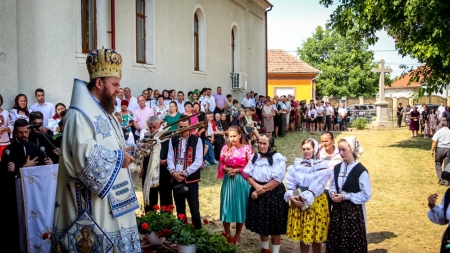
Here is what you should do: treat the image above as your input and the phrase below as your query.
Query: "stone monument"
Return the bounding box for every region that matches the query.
[372,59,393,126]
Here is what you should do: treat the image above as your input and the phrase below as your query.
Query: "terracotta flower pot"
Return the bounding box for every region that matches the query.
[177,244,196,253]
[147,231,165,245]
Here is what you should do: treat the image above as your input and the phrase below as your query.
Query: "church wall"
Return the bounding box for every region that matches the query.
[0,0,19,106]
[1,0,269,109]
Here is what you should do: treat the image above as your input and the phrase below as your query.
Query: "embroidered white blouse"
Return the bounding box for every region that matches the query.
[243,153,287,183]
[318,146,343,189]
[284,158,331,206]
[329,161,371,205]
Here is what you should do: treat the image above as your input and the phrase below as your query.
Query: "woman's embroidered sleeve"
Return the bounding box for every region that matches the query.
[283,165,296,202]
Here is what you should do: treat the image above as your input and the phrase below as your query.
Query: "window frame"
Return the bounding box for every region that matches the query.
[231,29,235,74]
[194,13,199,71]
[81,0,97,54]
[136,0,146,64]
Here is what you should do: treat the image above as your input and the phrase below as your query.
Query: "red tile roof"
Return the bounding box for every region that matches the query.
[268,49,321,74]
[386,72,420,88]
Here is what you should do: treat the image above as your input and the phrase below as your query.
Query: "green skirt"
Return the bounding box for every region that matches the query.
[220,173,250,223]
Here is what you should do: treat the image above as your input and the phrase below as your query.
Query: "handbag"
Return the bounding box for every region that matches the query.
[173,183,189,195]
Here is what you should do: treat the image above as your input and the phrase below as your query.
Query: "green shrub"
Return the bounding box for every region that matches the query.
[351,117,367,130]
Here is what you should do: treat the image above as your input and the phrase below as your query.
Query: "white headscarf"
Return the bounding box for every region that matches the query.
[307,138,320,157]
[342,136,364,156]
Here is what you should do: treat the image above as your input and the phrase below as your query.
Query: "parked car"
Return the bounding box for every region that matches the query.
[347,104,376,116]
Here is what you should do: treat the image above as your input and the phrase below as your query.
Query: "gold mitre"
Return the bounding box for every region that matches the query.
[86,47,122,79]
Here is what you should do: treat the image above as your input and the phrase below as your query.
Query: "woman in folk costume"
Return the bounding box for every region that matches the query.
[217,125,254,243]
[326,136,372,253]
[244,134,288,253]
[284,138,330,253]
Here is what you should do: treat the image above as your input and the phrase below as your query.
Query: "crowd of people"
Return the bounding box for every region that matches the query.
[0,46,373,252]
[398,102,450,138]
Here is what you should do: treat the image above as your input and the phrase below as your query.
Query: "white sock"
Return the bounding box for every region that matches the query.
[271,244,280,253]
[261,240,269,249]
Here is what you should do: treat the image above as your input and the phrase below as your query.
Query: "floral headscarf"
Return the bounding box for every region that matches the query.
[342,136,364,156]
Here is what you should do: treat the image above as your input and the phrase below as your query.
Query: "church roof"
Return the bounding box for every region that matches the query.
[268,49,321,74]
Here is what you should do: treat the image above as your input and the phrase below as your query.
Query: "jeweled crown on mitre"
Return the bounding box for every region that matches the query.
[86,47,122,80]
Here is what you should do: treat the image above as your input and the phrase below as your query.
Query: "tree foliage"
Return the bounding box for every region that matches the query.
[319,0,450,96]
[298,26,383,98]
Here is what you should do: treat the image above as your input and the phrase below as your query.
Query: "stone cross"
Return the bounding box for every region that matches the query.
[372,59,392,102]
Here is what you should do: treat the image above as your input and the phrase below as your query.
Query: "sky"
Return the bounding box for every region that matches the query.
[267,0,420,78]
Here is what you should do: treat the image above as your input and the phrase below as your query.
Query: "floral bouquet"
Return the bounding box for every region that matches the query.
[136,205,176,237]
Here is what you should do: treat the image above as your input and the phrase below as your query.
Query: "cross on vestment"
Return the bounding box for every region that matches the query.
[371,59,393,102]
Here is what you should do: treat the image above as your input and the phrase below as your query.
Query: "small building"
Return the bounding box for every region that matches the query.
[267,49,320,101]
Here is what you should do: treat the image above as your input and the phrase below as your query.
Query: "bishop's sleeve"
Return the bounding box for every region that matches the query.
[63,111,124,199]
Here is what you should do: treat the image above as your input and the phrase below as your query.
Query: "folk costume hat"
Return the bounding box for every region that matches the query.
[86,47,123,80]
[342,136,364,156]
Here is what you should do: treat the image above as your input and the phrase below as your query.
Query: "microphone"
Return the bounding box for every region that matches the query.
[40,146,48,160]
[27,124,41,130]
[4,149,10,163]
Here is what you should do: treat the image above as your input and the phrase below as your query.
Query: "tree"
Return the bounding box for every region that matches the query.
[298,26,383,98]
[319,0,450,96]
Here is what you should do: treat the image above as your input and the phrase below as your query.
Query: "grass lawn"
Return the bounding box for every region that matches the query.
[135,128,446,252]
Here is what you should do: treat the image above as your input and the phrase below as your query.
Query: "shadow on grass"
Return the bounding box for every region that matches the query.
[387,137,431,151]
[368,249,388,253]
[368,231,397,244]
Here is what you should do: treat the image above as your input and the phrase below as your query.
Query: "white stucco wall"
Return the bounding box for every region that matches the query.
[0,0,269,109]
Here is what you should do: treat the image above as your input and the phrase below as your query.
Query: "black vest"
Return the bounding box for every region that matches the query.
[334,162,367,193]
[171,135,201,183]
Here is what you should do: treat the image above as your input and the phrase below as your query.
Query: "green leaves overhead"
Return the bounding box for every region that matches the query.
[319,0,450,94]
[298,26,384,98]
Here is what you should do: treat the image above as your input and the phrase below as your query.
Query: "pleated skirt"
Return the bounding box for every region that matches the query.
[286,193,329,244]
[326,201,367,253]
[220,173,250,223]
[245,183,289,236]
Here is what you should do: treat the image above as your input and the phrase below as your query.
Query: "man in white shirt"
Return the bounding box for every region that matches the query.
[167,116,203,229]
[338,103,348,131]
[29,88,55,134]
[431,120,450,185]
[123,87,139,112]
[325,102,334,131]
[176,91,186,114]
[241,92,254,108]
[116,88,124,107]
[201,88,216,113]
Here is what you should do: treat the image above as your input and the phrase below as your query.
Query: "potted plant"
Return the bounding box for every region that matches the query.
[136,204,176,245]
[195,219,238,253]
[169,214,198,253]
